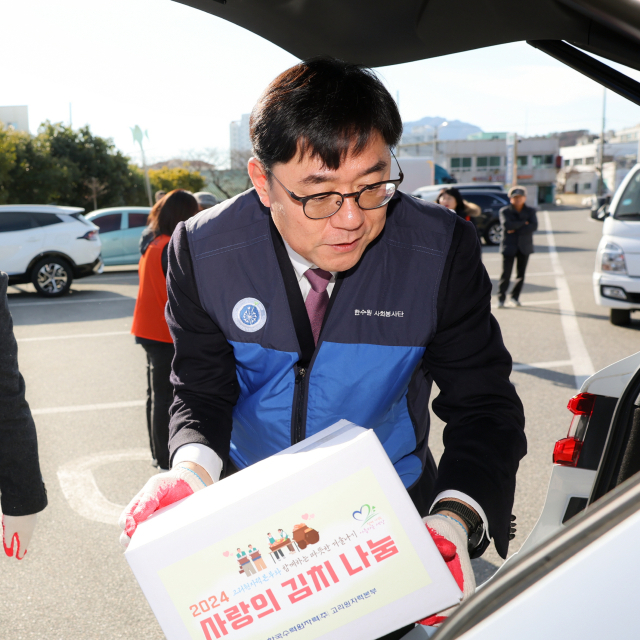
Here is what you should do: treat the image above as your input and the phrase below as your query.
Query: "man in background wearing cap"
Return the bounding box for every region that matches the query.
[497,186,538,308]
[194,191,218,211]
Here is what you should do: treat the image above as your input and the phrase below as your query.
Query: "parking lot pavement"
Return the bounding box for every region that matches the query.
[2,209,639,636]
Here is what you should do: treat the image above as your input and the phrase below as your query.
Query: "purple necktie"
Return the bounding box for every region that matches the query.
[304,268,332,345]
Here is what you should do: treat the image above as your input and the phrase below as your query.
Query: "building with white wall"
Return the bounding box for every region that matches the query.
[399,135,560,203]
[558,137,638,194]
[0,105,28,132]
[229,113,252,169]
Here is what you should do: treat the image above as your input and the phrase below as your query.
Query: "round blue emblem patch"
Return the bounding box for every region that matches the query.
[232,298,267,333]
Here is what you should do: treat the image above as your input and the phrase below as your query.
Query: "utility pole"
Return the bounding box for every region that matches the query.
[432,121,447,180]
[69,103,72,128]
[598,88,606,196]
[131,125,153,206]
[513,134,519,187]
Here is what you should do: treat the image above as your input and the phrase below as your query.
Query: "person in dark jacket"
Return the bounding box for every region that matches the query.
[120,57,526,633]
[497,186,538,308]
[0,272,47,559]
[131,190,199,470]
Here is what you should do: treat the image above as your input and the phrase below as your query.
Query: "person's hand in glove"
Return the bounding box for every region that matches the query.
[119,463,211,548]
[3,514,38,560]
[418,514,476,627]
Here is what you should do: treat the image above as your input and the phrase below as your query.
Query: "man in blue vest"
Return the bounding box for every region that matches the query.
[120,57,526,632]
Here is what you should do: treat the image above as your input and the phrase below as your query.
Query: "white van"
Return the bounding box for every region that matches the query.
[593,164,640,325]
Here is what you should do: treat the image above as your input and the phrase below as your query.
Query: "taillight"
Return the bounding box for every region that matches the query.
[78,230,98,240]
[553,392,596,467]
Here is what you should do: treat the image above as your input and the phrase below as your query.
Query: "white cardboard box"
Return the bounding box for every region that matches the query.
[125,421,461,640]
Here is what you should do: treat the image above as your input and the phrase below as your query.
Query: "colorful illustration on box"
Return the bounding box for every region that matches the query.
[158,467,433,640]
[228,521,321,579]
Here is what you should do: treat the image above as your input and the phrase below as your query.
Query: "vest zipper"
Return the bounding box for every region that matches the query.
[293,366,307,444]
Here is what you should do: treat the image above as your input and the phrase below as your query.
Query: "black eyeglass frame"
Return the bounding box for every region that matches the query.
[268,151,404,220]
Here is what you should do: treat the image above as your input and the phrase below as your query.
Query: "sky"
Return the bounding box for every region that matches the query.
[3,0,640,166]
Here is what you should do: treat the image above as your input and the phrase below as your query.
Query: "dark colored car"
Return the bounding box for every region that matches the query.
[460,190,509,246]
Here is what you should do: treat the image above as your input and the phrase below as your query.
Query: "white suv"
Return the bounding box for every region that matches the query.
[0,205,103,297]
[593,164,640,325]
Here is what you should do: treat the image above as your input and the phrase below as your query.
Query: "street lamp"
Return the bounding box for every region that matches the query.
[432,121,448,162]
[131,125,153,206]
[422,121,448,184]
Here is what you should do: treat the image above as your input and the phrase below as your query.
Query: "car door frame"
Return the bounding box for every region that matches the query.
[91,211,125,265]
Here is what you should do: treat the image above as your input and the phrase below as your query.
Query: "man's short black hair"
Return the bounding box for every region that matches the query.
[250,56,402,172]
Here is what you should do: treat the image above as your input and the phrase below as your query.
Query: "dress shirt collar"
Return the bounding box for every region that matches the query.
[283,239,337,281]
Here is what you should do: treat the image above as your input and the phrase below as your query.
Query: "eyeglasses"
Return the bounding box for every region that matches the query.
[268,152,404,220]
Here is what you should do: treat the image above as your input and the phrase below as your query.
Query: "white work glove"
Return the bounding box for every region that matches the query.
[417,514,476,627]
[118,466,208,548]
[3,514,38,560]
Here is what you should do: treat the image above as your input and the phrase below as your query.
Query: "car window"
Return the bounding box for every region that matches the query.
[463,194,495,207]
[93,213,122,233]
[0,212,36,232]
[128,213,149,228]
[31,212,63,227]
[490,195,509,206]
[615,170,640,219]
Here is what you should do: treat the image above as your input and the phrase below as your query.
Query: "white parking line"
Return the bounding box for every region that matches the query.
[57,449,152,526]
[488,271,557,278]
[543,210,594,389]
[493,299,559,308]
[17,331,130,342]
[513,359,573,371]
[9,296,135,307]
[32,399,145,415]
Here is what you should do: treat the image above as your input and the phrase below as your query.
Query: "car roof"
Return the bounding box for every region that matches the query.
[175,0,640,72]
[0,204,84,214]
[85,206,151,217]
[0,204,85,214]
[414,183,505,192]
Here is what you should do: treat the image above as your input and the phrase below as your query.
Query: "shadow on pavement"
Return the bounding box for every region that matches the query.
[471,557,500,586]
[7,289,136,326]
[512,365,576,389]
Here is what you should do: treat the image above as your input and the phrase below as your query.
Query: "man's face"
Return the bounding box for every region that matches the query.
[249,133,392,272]
[510,195,526,209]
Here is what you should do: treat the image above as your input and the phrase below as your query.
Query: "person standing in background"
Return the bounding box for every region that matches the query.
[194,192,218,211]
[497,186,538,308]
[131,190,199,470]
[436,187,481,221]
[0,272,47,560]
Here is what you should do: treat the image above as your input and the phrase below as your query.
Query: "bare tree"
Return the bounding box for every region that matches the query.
[84,177,108,210]
[184,148,253,200]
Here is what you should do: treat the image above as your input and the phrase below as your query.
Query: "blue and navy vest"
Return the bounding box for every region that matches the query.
[185,189,456,489]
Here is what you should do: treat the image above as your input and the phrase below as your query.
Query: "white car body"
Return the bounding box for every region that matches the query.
[403,349,640,639]
[593,163,640,318]
[0,205,103,294]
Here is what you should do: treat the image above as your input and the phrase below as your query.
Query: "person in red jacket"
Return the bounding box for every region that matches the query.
[132,190,199,470]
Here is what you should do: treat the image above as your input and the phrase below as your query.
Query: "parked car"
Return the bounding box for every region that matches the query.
[0,205,102,297]
[412,185,508,246]
[592,164,640,325]
[85,207,150,265]
[404,349,640,639]
[459,190,509,246]
[412,183,505,203]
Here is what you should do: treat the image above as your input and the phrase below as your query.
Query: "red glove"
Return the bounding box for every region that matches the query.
[418,515,476,626]
[3,514,38,560]
[118,466,207,548]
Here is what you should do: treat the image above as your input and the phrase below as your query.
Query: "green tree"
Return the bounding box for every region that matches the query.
[0,121,147,209]
[148,166,205,194]
[0,126,17,204]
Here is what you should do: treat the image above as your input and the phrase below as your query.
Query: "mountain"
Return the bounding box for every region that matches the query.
[402,117,482,141]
